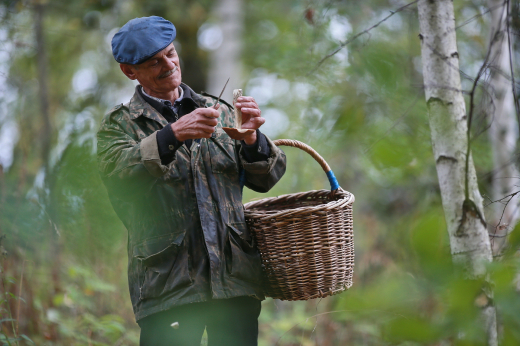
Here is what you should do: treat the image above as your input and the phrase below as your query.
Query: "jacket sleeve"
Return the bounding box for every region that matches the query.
[237,134,287,193]
[97,107,170,182]
[240,129,271,163]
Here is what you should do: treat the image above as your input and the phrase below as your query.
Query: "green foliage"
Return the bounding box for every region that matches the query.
[1,0,519,345]
[0,238,34,346]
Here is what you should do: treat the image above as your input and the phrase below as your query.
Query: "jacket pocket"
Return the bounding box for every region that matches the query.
[209,135,237,174]
[163,160,182,182]
[226,222,263,284]
[133,232,192,301]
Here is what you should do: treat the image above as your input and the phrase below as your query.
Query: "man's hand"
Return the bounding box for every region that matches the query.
[171,106,220,142]
[234,96,265,145]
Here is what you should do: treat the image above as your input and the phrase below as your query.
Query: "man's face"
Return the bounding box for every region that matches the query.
[123,43,181,96]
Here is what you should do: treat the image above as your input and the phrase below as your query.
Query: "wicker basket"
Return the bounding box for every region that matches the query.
[244,139,355,301]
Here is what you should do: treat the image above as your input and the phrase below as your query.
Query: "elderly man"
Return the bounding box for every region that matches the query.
[97,16,286,346]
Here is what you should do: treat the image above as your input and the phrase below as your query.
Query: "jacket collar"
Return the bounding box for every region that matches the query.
[129,83,207,125]
[128,86,168,126]
[181,83,208,108]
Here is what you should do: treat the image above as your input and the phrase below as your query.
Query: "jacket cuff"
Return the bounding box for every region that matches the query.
[156,124,183,165]
[240,129,271,163]
[240,133,279,175]
[140,131,170,177]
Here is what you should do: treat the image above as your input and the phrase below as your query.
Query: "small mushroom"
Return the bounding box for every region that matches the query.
[222,89,255,140]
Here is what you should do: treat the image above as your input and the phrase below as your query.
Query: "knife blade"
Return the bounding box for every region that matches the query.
[213,77,230,109]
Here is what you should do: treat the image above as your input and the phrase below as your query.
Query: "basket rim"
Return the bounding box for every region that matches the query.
[244,188,355,221]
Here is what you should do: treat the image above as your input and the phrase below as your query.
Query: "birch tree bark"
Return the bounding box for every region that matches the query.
[486,0,518,254]
[417,1,497,345]
[206,0,244,95]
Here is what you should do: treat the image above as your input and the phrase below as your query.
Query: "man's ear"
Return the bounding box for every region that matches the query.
[120,64,138,80]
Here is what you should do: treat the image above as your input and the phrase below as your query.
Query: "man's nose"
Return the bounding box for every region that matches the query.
[163,57,176,70]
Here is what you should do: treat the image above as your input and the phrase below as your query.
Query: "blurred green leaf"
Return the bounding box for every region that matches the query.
[20,334,35,344]
[384,317,442,343]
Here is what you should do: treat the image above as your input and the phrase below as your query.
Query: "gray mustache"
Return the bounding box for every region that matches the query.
[159,66,177,79]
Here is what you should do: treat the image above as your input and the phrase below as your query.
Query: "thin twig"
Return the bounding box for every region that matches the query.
[484,190,520,208]
[310,0,419,74]
[483,189,520,249]
[506,0,520,129]
[464,5,507,201]
[422,41,495,100]
[0,241,19,346]
[363,97,420,155]
[491,202,520,255]
[491,192,514,248]
[480,155,520,182]
[309,298,323,344]
[489,233,510,238]
[492,205,520,257]
[15,260,25,336]
[455,3,504,30]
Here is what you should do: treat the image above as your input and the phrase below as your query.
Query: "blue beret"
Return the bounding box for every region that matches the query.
[111,16,176,65]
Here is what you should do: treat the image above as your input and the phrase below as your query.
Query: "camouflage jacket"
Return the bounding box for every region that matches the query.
[97,85,286,321]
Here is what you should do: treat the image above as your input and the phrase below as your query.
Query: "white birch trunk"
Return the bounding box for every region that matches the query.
[206,0,244,95]
[417,1,497,345]
[486,0,518,254]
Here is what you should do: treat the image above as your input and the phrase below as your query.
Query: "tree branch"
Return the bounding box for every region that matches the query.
[464,5,508,201]
[455,3,505,30]
[310,0,419,74]
[506,0,520,129]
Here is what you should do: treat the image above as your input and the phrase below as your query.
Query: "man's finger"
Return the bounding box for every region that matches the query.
[242,117,265,128]
[235,102,259,109]
[240,108,261,117]
[200,124,217,134]
[197,117,218,127]
[197,108,220,118]
[237,96,256,103]
[251,117,266,126]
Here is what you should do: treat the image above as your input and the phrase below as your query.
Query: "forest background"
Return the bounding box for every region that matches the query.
[0,0,519,345]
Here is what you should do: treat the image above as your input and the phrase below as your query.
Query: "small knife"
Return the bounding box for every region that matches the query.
[195,77,230,145]
[213,77,230,109]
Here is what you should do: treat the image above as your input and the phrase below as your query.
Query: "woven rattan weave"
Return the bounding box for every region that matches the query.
[244,139,355,301]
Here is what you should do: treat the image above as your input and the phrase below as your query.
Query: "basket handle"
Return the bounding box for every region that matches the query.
[273,139,340,191]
